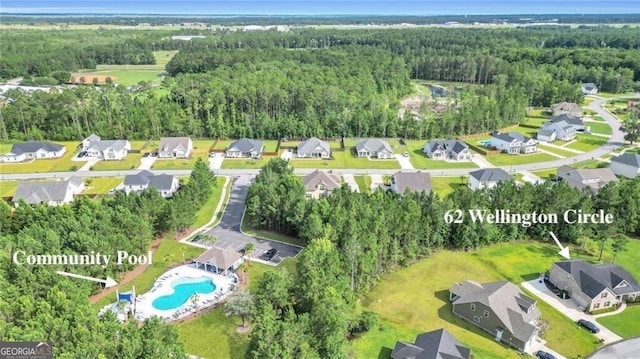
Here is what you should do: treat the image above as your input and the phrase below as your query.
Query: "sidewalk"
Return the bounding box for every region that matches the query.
[179,175,232,245]
[538,142,584,154]
[470,154,494,168]
[370,174,384,191]
[342,174,360,193]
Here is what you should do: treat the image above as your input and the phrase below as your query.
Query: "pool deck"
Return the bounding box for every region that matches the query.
[133,264,235,322]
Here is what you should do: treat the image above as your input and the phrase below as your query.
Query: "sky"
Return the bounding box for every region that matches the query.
[1,0,639,15]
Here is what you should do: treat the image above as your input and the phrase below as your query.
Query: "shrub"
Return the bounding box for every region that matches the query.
[589,306,617,315]
[70,165,78,171]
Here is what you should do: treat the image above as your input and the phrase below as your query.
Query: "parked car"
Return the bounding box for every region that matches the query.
[403,151,409,157]
[208,152,216,158]
[151,152,158,157]
[577,319,600,333]
[264,248,278,261]
[536,350,556,359]
[142,152,150,158]
[78,151,87,158]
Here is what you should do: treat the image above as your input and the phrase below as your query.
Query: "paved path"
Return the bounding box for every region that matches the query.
[370,174,384,191]
[394,154,415,169]
[470,154,494,168]
[528,336,567,359]
[280,149,293,161]
[342,174,360,192]
[207,154,224,170]
[588,337,640,359]
[518,170,544,184]
[538,142,584,154]
[138,157,157,170]
[78,158,99,171]
[538,148,565,159]
[522,280,622,344]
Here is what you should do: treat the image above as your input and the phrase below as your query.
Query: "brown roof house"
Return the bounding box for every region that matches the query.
[303,170,341,199]
[548,259,640,313]
[158,137,193,158]
[391,171,432,194]
[391,328,471,359]
[449,280,540,352]
[556,165,618,192]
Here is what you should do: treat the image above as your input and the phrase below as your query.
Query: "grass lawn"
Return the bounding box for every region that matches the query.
[564,135,608,152]
[508,126,538,138]
[0,181,18,198]
[0,142,12,153]
[485,152,557,166]
[212,140,235,151]
[290,150,400,169]
[90,153,143,171]
[262,140,280,152]
[597,305,640,338]
[350,242,601,359]
[0,142,80,173]
[531,169,558,180]
[537,144,580,158]
[520,117,546,127]
[130,140,153,151]
[240,213,305,246]
[84,177,123,195]
[430,176,466,197]
[152,140,213,170]
[403,141,478,169]
[353,175,372,193]
[221,156,278,169]
[192,177,229,228]
[585,122,613,135]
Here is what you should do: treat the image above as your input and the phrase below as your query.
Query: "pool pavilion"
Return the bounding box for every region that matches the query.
[193,247,243,275]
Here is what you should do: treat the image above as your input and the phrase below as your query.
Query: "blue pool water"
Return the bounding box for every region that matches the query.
[152,277,216,310]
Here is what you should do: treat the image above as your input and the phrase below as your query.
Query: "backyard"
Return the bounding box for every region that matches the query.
[83,177,124,195]
[430,176,466,197]
[563,135,609,152]
[0,142,80,173]
[151,140,214,170]
[353,175,372,193]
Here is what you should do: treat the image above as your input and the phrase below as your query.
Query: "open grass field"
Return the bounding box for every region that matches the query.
[520,117,546,127]
[73,51,176,86]
[90,153,144,171]
[485,152,557,166]
[290,150,400,169]
[430,176,466,197]
[596,305,640,338]
[0,142,80,173]
[83,177,123,195]
[350,242,603,359]
[151,140,213,170]
[221,156,278,169]
[0,181,18,198]
[537,143,580,158]
[531,169,558,180]
[585,122,613,135]
[192,177,228,228]
[353,175,371,193]
[403,140,478,169]
[564,135,608,152]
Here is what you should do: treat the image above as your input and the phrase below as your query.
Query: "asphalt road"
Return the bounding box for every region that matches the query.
[587,337,640,359]
[193,175,303,264]
[0,98,629,181]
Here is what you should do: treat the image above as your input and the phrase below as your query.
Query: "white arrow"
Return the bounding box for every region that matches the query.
[56,270,118,288]
[549,231,571,260]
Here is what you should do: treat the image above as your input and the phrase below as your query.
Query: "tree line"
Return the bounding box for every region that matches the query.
[243,158,640,358]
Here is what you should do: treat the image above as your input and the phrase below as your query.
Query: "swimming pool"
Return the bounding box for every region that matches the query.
[152,277,216,310]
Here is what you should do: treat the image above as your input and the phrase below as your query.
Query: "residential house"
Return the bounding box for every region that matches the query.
[123,170,180,198]
[12,176,84,206]
[449,280,540,352]
[391,171,432,193]
[582,83,599,95]
[355,138,394,159]
[82,134,131,160]
[391,328,471,359]
[468,168,512,191]
[548,259,640,312]
[1,141,66,162]
[225,138,264,158]
[609,153,640,179]
[551,102,582,117]
[297,137,331,159]
[490,131,538,155]
[158,137,193,158]
[423,139,472,161]
[547,114,585,131]
[536,119,577,142]
[556,165,618,191]
[302,170,341,199]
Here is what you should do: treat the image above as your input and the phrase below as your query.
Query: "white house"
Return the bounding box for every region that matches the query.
[1,141,66,163]
[355,139,394,159]
[225,138,264,158]
[297,137,331,159]
[82,134,131,160]
[490,131,537,155]
[582,83,599,95]
[123,170,180,198]
[609,153,640,179]
[158,137,193,158]
[468,168,512,191]
[423,139,472,161]
[12,176,84,206]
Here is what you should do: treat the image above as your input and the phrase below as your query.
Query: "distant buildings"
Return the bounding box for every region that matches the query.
[609,153,640,179]
[551,102,582,117]
[581,83,599,95]
[1,141,66,163]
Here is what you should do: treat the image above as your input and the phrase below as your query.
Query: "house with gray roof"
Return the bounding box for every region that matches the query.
[609,153,640,179]
[423,139,472,161]
[12,176,84,206]
[391,171,432,194]
[194,247,243,276]
[391,328,471,359]
[536,119,577,142]
[490,131,537,155]
[297,137,330,159]
[549,259,640,312]
[355,138,394,159]
[123,170,180,198]
[556,165,618,191]
[582,82,598,95]
[158,137,193,158]
[551,102,582,117]
[303,170,341,199]
[547,114,585,131]
[468,168,512,191]
[1,140,66,163]
[82,134,131,160]
[449,280,540,352]
[225,138,264,158]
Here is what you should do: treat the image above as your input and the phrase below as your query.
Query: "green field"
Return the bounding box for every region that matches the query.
[151,140,213,170]
[221,156,278,169]
[597,305,640,338]
[585,122,613,135]
[537,143,581,158]
[0,142,80,173]
[83,177,123,195]
[350,242,602,359]
[564,135,609,152]
[290,150,400,169]
[74,51,176,86]
[403,141,479,169]
[192,177,229,228]
[90,153,144,171]
[531,169,558,180]
[0,181,18,198]
[430,176,466,197]
[485,152,557,166]
[353,175,372,193]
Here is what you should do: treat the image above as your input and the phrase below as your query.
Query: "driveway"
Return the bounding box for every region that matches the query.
[470,154,494,168]
[207,153,224,170]
[369,173,385,191]
[519,170,544,184]
[528,336,567,359]
[138,157,157,170]
[198,175,303,265]
[280,149,293,161]
[521,279,622,344]
[342,174,360,192]
[78,158,100,171]
[394,154,414,170]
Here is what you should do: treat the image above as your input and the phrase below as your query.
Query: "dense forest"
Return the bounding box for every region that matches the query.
[243,158,640,358]
[0,159,216,357]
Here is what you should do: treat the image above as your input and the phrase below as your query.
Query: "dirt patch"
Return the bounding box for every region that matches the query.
[70,74,117,84]
[235,325,251,334]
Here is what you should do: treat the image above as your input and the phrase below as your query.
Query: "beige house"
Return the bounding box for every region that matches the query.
[302,170,341,199]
